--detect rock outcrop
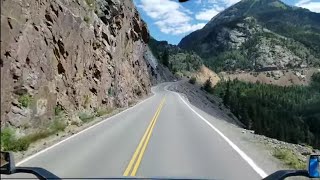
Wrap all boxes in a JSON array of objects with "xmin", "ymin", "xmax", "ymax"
[{"xmin": 1, "ymin": 0, "xmax": 156, "ymax": 133}]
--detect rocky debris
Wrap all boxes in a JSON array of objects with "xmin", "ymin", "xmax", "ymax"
[
  {"xmin": 253, "ymin": 134, "xmax": 320, "ymax": 162},
  {"xmin": 142, "ymin": 46, "xmax": 174, "ymax": 84},
  {"xmin": 1, "ymin": 0, "xmax": 157, "ymax": 134},
  {"xmin": 168, "ymin": 80, "xmax": 243, "ymax": 127}
]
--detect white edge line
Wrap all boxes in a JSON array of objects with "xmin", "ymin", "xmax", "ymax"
[
  {"xmin": 164, "ymin": 85, "xmax": 268, "ymax": 178},
  {"xmin": 16, "ymin": 92, "xmax": 156, "ymax": 166}
]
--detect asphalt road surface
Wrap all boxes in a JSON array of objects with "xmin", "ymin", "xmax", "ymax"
[{"xmin": 4, "ymin": 83, "xmax": 267, "ymax": 180}]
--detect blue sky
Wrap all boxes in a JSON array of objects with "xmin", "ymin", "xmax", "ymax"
[{"xmin": 133, "ymin": 0, "xmax": 320, "ymax": 45}]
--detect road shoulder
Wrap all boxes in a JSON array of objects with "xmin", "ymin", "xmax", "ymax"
[{"xmin": 166, "ymin": 81, "xmax": 320, "ymax": 176}]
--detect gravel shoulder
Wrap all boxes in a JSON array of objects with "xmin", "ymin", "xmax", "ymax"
[{"xmin": 167, "ymin": 80, "xmax": 319, "ymax": 177}]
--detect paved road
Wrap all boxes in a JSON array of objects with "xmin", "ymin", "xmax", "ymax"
[{"xmin": 5, "ymin": 83, "xmax": 266, "ymax": 179}]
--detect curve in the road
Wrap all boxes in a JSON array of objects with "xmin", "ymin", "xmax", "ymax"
[{"xmin": 164, "ymin": 84, "xmax": 268, "ymax": 178}]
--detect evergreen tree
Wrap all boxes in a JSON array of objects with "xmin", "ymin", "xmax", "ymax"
[{"xmin": 162, "ymin": 50, "xmax": 169, "ymax": 67}]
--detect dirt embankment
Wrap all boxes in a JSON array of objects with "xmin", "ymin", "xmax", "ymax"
[
  {"xmin": 221, "ymin": 68, "xmax": 320, "ymax": 86},
  {"xmin": 192, "ymin": 65, "xmax": 220, "ymax": 86}
]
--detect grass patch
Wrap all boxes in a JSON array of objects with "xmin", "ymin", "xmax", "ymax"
[
  {"xmin": 78, "ymin": 112, "xmax": 95, "ymax": 123},
  {"xmin": 18, "ymin": 94, "xmax": 33, "ymax": 108},
  {"xmin": 273, "ymin": 148, "xmax": 305, "ymax": 169}
]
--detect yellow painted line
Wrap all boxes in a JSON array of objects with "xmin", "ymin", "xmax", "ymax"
[
  {"xmin": 130, "ymin": 99, "xmax": 165, "ymax": 176},
  {"xmin": 123, "ymin": 98, "xmax": 166, "ymax": 176}
]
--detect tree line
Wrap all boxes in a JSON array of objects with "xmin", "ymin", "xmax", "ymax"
[{"xmin": 212, "ymin": 73, "xmax": 320, "ymax": 149}]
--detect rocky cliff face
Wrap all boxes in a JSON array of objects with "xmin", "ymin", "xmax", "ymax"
[{"xmin": 1, "ymin": 0, "xmax": 155, "ymax": 132}]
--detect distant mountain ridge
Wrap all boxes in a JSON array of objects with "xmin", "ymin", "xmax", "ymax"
[{"xmin": 178, "ymin": 0, "xmax": 320, "ymax": 72}]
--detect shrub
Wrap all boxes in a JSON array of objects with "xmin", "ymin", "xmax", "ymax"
[
  {"xmin": 95, "ymin": 108, "xmax": 113, "ymax": 117},
  {"xmin": 50, "ymin": 118, "xmax": 67, "ymax": 132},
  {"xmin": 175, "ymin": 71, "xmax": 184, "ymax": 78},
  {"xmin": 189, "ymin": 77, "xmax": 196, "ymax": 84},
  {"xmin": 11, "ymin": 138, "xmax": 29, "ymax": 151},
  {"xmin": 108, "ymin": 88, "xmax": 114, "ymax": 96},
  {"xmin": 78, "ymin": 112, "xmax": 95, "ymax": 123},
  {"xmin": 0, "ymin": 128, "xmax": 29, "ymax": 152},
  {"xmin": 85, "ymin": 0, "xmax": 95, "ymax": 8},
  {"xmin": 203, "ymin": 78, "xmax": 213, "ymax": 93},
  {"xmin": 0, "ymin": 128, "xmax": 15, "ymax": 151},
  {"xmin": 18, "ymin": 94, "xmax": 32, "ymax": 108},
  {"xmin": 1, "ymin": 118, "xmax": 67, "ymax": 152},
  {"xmin": 84, "ymin": 16, "xmax": 90, "ymax": 23},
  {"xmin": 54, "ymin": 105, "xmax": 64, "ymax": 116}
]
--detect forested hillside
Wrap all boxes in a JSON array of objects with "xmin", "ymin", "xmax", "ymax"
[
  {"xmin": 213, "ymin": 72, "xmax": 320, "ymax": 148},
  {"xmin": 149, "ymin": 37, "xmax": 202, "ymax": 75}
]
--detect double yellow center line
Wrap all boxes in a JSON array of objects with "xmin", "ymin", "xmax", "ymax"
[{"xmin": 123, "ymin": 98, "xmax": 166, "ymax": 176}]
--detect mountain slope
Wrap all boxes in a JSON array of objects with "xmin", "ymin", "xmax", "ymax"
[{"xmin": 178, "ymin": 0, "xmax": 320, "ymax": 72}]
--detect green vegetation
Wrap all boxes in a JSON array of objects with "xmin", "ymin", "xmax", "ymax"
[
  {"xmin": 50, "ymin": 118, "xmax": 67, "ymax": 132},
  {"xmin": 189, "ymin": 77, "xmax": 196, "ymax": 84},
  {"xmin": 84, "ymin": 16, "xmax": 90, "ymax": 23},
  {"xmin": 202, "ymin": 78, "xmax": 214, "ymax": 93},
  {"xmin": 78, "ymin": 112, "xmax": 95, "ymax": 123},
  {"xmin": 148, "ymin": 37, "xmax": 203, "ymax": 74},
  {"xmin": 54, "ymin": 105, "xmax": 64, "ymax": 116},
  {"xmin": 162, "ymin": 50, "xmax": 169, "ymax": 67},
  {"xmin": 1, "ymin": 103, "xmax": 67, "ymax": 152},
  {"xmin": 85, "ymin": 0, "xmax": 95, "ymax": 8},
  {"xmin": 95, "ymin": 107, "xmax": 113, "ymax": 117},
  {"xmin": 108, "ymin": 88, "xmax": 114, "ymax": 97},
  {"xmin": 273, "ymin": 148, "xmax": 305, "ymax": 169},
  {"xmin": 213, "ymin": 73, "xmax": 320, "ymax": 149},
  {"xmin": 18, "ymin": 94, "xmax": 33, "ymax": 108},
  {"xmin": 0, "ymin": 118, "xmax": 66, "ymax": 152}
]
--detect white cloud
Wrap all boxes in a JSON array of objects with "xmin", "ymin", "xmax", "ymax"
[
  {"xmin": 296, "ymin": 0, "xmax": 320, "ymax": 13},
  {"xmin": 195, "ymin": 8, "xmax": 221, "ymax": 20},
  {"xmin": 138, "ymin": 0, "xmax": 205, "ymax": 35},
  {"xmin": 296, "ymin": 0, "xmax": 312, "ymax": 6},
  {"xmin": 204, "ymin": 0, "xmax": 240, "ymax": 6}
]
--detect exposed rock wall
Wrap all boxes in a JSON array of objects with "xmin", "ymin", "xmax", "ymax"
[{"xmin": 1, "ymin": 0, "xmax": 155, "ymax": 132}]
